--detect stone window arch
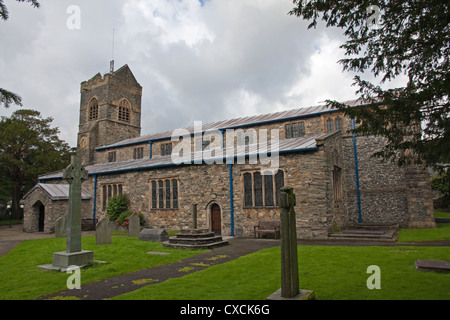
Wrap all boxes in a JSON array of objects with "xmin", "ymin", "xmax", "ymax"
[
  {"xmin": 88, "ymin": 97, "xmax": 99, "ymax": 120},
  {"xmin": 118, "ymin": 99, "xmax": 131, "ymax": 123}
]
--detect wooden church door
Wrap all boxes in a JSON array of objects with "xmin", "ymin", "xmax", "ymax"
[{"xmin": 211, "ymin": 204, "xmax": 221, "ymax": 235}]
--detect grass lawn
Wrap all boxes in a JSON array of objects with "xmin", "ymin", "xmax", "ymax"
[
  {"xmin": 1, "ymin": 213, "xmax": 449, "ymax": 300},
  {"xmin": 398, "ymin": 222, "xmax": 450, "ymax": 242},
  {"xmin": 434, "ymin": 210, "xmax": 450, "ymax": 218},
  {"xmin": 0, "ymin": 235, "xmax": 206, "ymax": 300},
  {"xmin": 114, "ymin": 245, "xmax": 450, "ymax": 300}
]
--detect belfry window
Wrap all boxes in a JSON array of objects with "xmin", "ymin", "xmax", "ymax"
[
  {"xmin": 89, "ymin": 98, "xmax": 98, "ymax": 120},
  {"xmin": 118, "ymin": 99, "xmax": 130, "ymax": 122}
]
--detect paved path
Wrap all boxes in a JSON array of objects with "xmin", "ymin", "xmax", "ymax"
[{"xmin": 0, "ymin": 224, "xmax": 53, "ymax": 258}]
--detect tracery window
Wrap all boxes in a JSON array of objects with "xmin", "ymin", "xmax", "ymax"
[
  {"xmin": 150, "ymin": 178, "xmax": 179, "ymax": 209},
  {"xmin": 102, "ymin": 183, "xmax": 123, "ymax": 210},
  {"xmin": 243, "ymin": 170, "xmax": 284, "ymax": 208}
]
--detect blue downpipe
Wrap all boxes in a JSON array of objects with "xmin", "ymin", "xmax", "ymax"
[{"xmin": 352, "ymin": 119, "xmax": 363, "ymax": 223}]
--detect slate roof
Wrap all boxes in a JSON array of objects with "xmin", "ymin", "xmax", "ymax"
[
  {"xmin": 23, "ymin": 183, "xmax": 92, "ymax": 200},
  {"xmin": 95, "ymin": 98, "xmax": 374, "ymax": 151},
  {"xmin": 38, "ymin": 97, "xmax": 370, "ymax": 181},
  {"xmin": 38, "ymin": 133, "xmax": 331, "ymax": 181}
]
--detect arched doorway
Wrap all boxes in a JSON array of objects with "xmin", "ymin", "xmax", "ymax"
[
  {"xmin": 38, "ymin": 203, "xmax": 45, "ymax": 232},
  {"xmin": 210, "ymin": 203, "xmax": 221, "ymax": 235},
  {"xmin": 33, "ymin": 201, "xmax": 45, "ymax": 232}
]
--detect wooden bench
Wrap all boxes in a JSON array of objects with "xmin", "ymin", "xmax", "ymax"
[
  {"xmin": 82, "ymin": 218, "xmax": 98, "ymax": 231},
  {"xmin": 254, "ymin": 220, "xmax": 280, "ymax": 239}
]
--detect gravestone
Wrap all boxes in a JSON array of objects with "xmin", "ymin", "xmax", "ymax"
[
  {"xmin": 267, "ymin": 186, "xmax": 314, "ymax": 300},
  {"xmin": 139, "ymin": 228, "xmax": 169, "ymax": 242},
  {"xmin": 55, "ymin": 215, "xmax": 67, "ymax": 238},
  {"xmin": 416, "ymin": 259, "xmax": 450, "ymax": 273},
  {"xmin": 96, "ymin": 218, "xmax": 112, "ymax": 245},
  {"xmin": 128, "ymin": 213, "xmax": 140, "ymax": 237},
  {"xmin": 39, "ymin": 156, "xmax": 94, "ymax": 271}
]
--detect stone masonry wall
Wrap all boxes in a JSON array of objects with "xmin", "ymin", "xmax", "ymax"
[
  {"xmin": 23, "ymin": 187, "xmax": 92, "ymax": 233},
  {"xmin": 87, "ymin": 134, "xmax": 341, "ymax": 239},
  {"xmin": 342, "ymin": 134, "xmax": 435, "ymax": 228}
]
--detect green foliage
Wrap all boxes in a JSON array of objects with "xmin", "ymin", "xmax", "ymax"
[
  {"xmin": 0, "ymin": 88, "xmax": 22, "ymax": 108},
  {"xmin": 0, "ymin": 0, "xmax": 40, "ymax": 21},
  {"xmin": 289, "ymin": 0, "xmax": 450, "ymax": 168},
  {"xmin": 431, "ymin": 173, "xmax": 450, "ymax": 197},
  {"xmin": 0, "ymin": 109, "xmax": 73, "ymax": 217},
  {"xmin": 106, "ymin": 194, "xmax": 129, "ymax": 222},
  {"xmin": 115, "ymin": 211, "xmax": 145, "ymax": 228}
]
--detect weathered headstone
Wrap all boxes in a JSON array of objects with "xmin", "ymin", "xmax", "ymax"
[
  {"xmin": 128, "ymin": 213, "xmax": 140, "ymax": 237},
  {"xmin": 55, "ymin": 215, "xmax": 67, "ymax": 238},
  {"xmin": 96, "ymin": 218, "xmax": 112, "ymax": 245},
  {"xmin": 138, "ymin": 228, "xmax": 169, "ymax": 242},
  {"xmin": 40, "ymin": 155, "xmax": 94, "ymax": 271},
  {"xmin": 267, "ymin": 186, "xmax": 314, "ymax": 300}
]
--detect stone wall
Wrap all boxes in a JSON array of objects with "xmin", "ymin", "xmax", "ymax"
[
  {"xmin": 87, "ymin": 133, "xmax": 344, "ymax": 239},
  {"xmin": 342, "ymin": 134, "xmax": 435, "ymax": 228},
  {"xmin": 23, "ymin": 187, "xmax": 92, "ymax": 233}
]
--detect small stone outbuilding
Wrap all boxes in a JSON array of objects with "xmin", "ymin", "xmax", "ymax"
[{"xmin": 23, "ymin": 183, "xmax": 92, "ymax": 233}]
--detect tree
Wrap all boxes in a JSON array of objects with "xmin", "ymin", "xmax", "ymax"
[
  {"xmin": 0, "ymin": 109, "xmax": 73, "ymax": 218},
  {"xmin": 0, "ymin": 0, "xmax": 39, "ymax": 21},
  {"xmin": 1, "ymin": 0, "xmax": 40, "ymax": 108},
  {"xmin": 289, "ymin": 0, "xmax": 449, "ymax": 169}
]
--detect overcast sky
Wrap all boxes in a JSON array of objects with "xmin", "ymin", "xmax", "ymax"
[{"xmin": 0, "ymin": 0, "xmax": 395, "ymax": 147}]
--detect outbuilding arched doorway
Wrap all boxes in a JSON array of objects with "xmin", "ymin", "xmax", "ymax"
[{"xmin": 32, "ymin": 201, "xmax": 45, "ymax": 232}]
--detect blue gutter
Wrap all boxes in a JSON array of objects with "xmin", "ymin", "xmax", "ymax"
[
  {"xmin": 351, "ymin": 119, "xmax": 363, "ymax": 223},
  {"xmin": 229, "ymin": 164, "xmax": 235, "ymax": 236},
  {"xmin": 93, "ymin": 174, "xmax": 98, "ymax": 226}
]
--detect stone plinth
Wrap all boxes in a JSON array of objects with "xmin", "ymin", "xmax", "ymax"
[
  {"xmin": 38, "ymin": 250, "xmax": 94, "ymax": 272},
  {"xmin": 267, "ymin": 288, "xmax": 315, "ymax": 300},
  {"xmin": 52, "ymin": 250, "xmax": 94, "ymax": 268}
]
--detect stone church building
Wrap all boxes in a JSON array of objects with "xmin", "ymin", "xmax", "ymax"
[{"xmin": 23, "ymin": 64, "xmax": 436, "ymax": 238}]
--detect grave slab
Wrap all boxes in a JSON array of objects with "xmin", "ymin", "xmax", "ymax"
[
  {"xmin": 139, "ymin": 228, "xmax": 169, "ymax": 242},
  {"xmin": 415, "ymin": 259, "xmax": 450, "ymax": 273}
]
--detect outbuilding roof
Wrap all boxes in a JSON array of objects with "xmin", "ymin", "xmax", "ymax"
[{"xmin": 23, "ymin": 183, "xmax": 92, "ymax": 200}]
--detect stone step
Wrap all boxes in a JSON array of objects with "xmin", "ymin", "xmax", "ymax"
[
  {"xmin": 162, "ymin": 240, "xmax": 229, "ymax": 250},
  {"xmin": 175, "ymin": 232, "xmax": 216, "ymax": 239},
  {"xmin": 167, "ymin": 235, "xmax": 225, "ymax": 245},
  {"xmin": 329, "ymin": 226, "xmax": 398, "ymax": 241}
]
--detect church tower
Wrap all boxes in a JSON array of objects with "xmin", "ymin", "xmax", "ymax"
[{"xmin": 77, "ymin": 64, "xmax": 142, "ymax": 164}]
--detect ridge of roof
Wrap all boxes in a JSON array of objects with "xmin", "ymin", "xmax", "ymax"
[{"xmin": 23, "ymin": 183, "xmax": 92, "ymax": 200}]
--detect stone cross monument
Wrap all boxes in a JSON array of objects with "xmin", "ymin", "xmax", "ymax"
[
  {"xmin": 267, "ymin": 186, "xmax": 314, "ymax": 300},
  {"xmin": 50, "ymin": 155, "xmax": 94, "ymax": 270},
  {"xmin": 279, "ymin": 186, "xmax": 299, "ymax": 298}
]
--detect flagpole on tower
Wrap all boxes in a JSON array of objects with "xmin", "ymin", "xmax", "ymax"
[{"xmin": 110, "ymin": 28, "xmax": 115, "ymax": 73}]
